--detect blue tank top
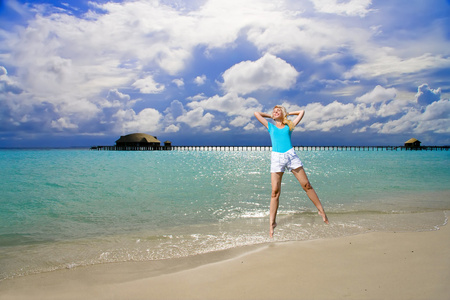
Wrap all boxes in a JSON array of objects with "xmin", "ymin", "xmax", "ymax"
[{"xmin": 268, "ymin": 122, "xmax": 293, "ymax": 153}]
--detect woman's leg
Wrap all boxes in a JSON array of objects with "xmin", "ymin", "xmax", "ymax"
[
  {"xmin": 270, "ymin": 172, "xmax": 284, "ymax": 237},
  {"xmin": 292, "ymin": 167, "xmax": 329, "ymax": 224}
]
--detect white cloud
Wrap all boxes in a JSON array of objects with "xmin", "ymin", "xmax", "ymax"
[
  {"xmin": 165, "ymin": 124, "xmax": 180, "ymax": 133},
  {"xmin": 172, "ymin": 78, "xmax": 184, "ymax": 87},
  {"xmin": 302, "ymin": 101, "xmax": 373, "ymax": 132},
  {"xmin": 163, "ymin": 99, "xmax": 186, "ymax": 129},
  {"xmin": 416, "ymin": 118, "xmax": 450, "ymax": 134},
  {"xmin": 84, "ymin": 1, "xmax": 194, "ymax": 74},
  {"xmin": 102, "ymin": 89, "xmax": 137, "ymax": 109},
  {"xmin": 114, "ymin": 108, "xmax": 162, "ymax": 133},
  {"xmin": 229, "ymin": 116, "xmax": 249, "ymax": 127},
  {"xmin": 187, "ymin": 93, "xmax": 263, "ymax": 118},
  {"xmin": 188, "ymin": 0, "xmax": 279, "ymax": 49},
  {"xmin": 194, "ymin": 75, "xmax": 206, "ymax": 86},
  {"xmin": 187, "ymin": 93, "xmax": 208, "ymax": 101},
  {"xmin": 311, "ymin": 0, "xmax": 374, "ymax": 17},
  {"xmin": 52, "ymin": 98, "xmax": 101, "ymax": 124},
  {"xmin": 420, "ymin": 99, "xmax": 450, "ymax": 121},
  {"xmin": 165, "ymin": 100, "xmax": 186, "ymax": 120},
  {"xmin": 132, "ymin": 76, "xmax": 165, "ymax": 94},
  {"xmin": 51, "ymin": 117, "xmax": 78, "ymax": 131},
  {"xmin": 377, "ymin": 99, "xmax": 411, "ymax": 118},
  {"xmin": 367, "ymin": 95, "xmax": 449, "ymax": 135},
  {"xmin": 0, "ymin": 0, "xmax": 449, "ymax": 145},
  {"xmin": 221, "ymin": 53, "xmax": 299, "ymax": 95},
  {"xmin": 415, "ymin": 99, "xmax": 450, "ymax": 133},
  {"xmin": 212, "ymin": 125, "xmax": 230, "ymax": 132},
  {"xmin": 176, "ymin": 107, "xmax": 214, "ymax": 128},
  {"xmin": 372, "ymin": 109, "xmax": 420, "ymax": 134},
  {"xmin": 107, "ymin": 89, "xmax": 130, "ymax": 102},
  {"xmin": 0, "ymin": 66, "xmax": 23, "ymax": 94},
  {"xmin": 246, "ymin": 13, "xmax": 370, "ymax": 57},
  {"xmin": 243, "ymin": 123, "xmax": 256, "ymax": 131},
  {"xmin": 356, "ymin": 85, "xmax": 396, "ymax": 103},
  {"xmin": 345, "ymin": 53, "xmax": 450, "ymax": 80},
  {"xmin": 299, "ymin": 83, "xmax": 449, "ymax": 135},
  {"xmin": 416, "ymin": 83, "xmax": 441, "ymax": 106}
]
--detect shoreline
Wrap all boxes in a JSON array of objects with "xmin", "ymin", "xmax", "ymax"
[{"xmin": 1, "ymin": 215, "xmax": 449, "ymax": 300}]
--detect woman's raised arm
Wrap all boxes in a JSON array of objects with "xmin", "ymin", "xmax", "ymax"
[
  {"xmin": 288, "ymin": 110, "xmax": 305, "ymax": 127},
  {"xmin": 254, "ymin": 111, "xmax": 271, "ymax": 129}
]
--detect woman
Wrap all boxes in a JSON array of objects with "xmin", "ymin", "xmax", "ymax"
[{"xmin": 254, "ymin": 106, "xmax": 329, "ymax": 238}]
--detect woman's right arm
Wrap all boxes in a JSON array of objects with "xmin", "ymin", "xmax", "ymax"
[{"xmin": 254, "ymin": 112, "xmax": 271, "ymax": 129}]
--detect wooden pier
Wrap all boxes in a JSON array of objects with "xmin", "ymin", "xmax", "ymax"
[
  {"xmin": 91, "ymin": 145, "xmax": 448, "ymax": 151},
  {"xmin": 170, "ymin": 146, "xmax": 449, "ymax": 151},
  {"xmin": 91, "ymin": 145, "xmax": 172, "ymax": 151}
]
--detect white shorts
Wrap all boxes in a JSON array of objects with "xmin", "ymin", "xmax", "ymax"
[{"xmin": 271, "ymin": 148, "xmax": 303, "ymax": 173}]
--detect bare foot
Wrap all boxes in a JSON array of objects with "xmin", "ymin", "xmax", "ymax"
[
  {"xmin": 270, "ymin": 222, "xmax": 277, "ymax": 238},
  {"xmin": 319, "ymin": 211, "xmax": 329, "ymax": 224}
]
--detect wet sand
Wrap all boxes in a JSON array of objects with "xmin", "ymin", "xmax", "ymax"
[{"xmin": 1, "ymin": 217, "xmax": 449, "ymax": 300}]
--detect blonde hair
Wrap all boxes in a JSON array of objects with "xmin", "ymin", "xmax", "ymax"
[{"xmin": 273, "ymin": 105, "xmax": 294, "ymax": 131}]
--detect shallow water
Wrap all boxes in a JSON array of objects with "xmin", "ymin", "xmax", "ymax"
[{"xmin": 0, "ymin": 149, "xmax": 449, "ymax": 279}]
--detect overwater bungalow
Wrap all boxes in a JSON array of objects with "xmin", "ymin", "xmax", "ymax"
[
  {"xmin": 116, "ymin": 133, "xmax": 161, "ymax": 148},
  {"xmin": 404, "ymin": 138, "xmax": 421, "ymax": 148},
  {"xmin": 92, "ymin": 133, "xmax": 171, "ymax": 150}
]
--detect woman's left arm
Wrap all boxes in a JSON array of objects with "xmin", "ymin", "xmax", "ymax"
[{"xmin": 288, "ymin": 110, "xmax": 305, "ymax": 127}]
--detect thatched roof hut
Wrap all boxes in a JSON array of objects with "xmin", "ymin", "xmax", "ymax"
[
  {"xmin": 404, "ymin": 138, "xmax": 421, "ymax": 147},
  {"xmin": 116, "ymin": 133, "xmax": 161, "ymax": 147}
]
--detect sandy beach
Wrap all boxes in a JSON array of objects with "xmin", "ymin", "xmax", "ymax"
[{"xmin": 1, "ymin": 216, "xmax": 449, "ymax": 300}]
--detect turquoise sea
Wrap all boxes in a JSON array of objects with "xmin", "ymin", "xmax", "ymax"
[{"xmin": 0, "ymin": 148, "xmax": 449, "ymax": 280}]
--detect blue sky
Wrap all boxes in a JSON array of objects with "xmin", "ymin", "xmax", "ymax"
[{"xmin": 0, "ymin": 0, "xmax": 449, "ymax": 147}]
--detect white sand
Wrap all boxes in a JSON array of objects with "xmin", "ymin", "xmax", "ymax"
[{"xmin": 1, "ymin": 219, "xmax": 449, "ymax": 300}]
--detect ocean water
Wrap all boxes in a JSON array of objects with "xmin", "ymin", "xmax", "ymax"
[{"xmin": 0, "ymin": 148, "xmax": 449, "ymax": 280}]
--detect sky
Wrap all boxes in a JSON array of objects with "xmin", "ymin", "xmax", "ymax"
[{"xmin": 0, "ymin": 0, "xmax": 449, "ymax": 148}]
